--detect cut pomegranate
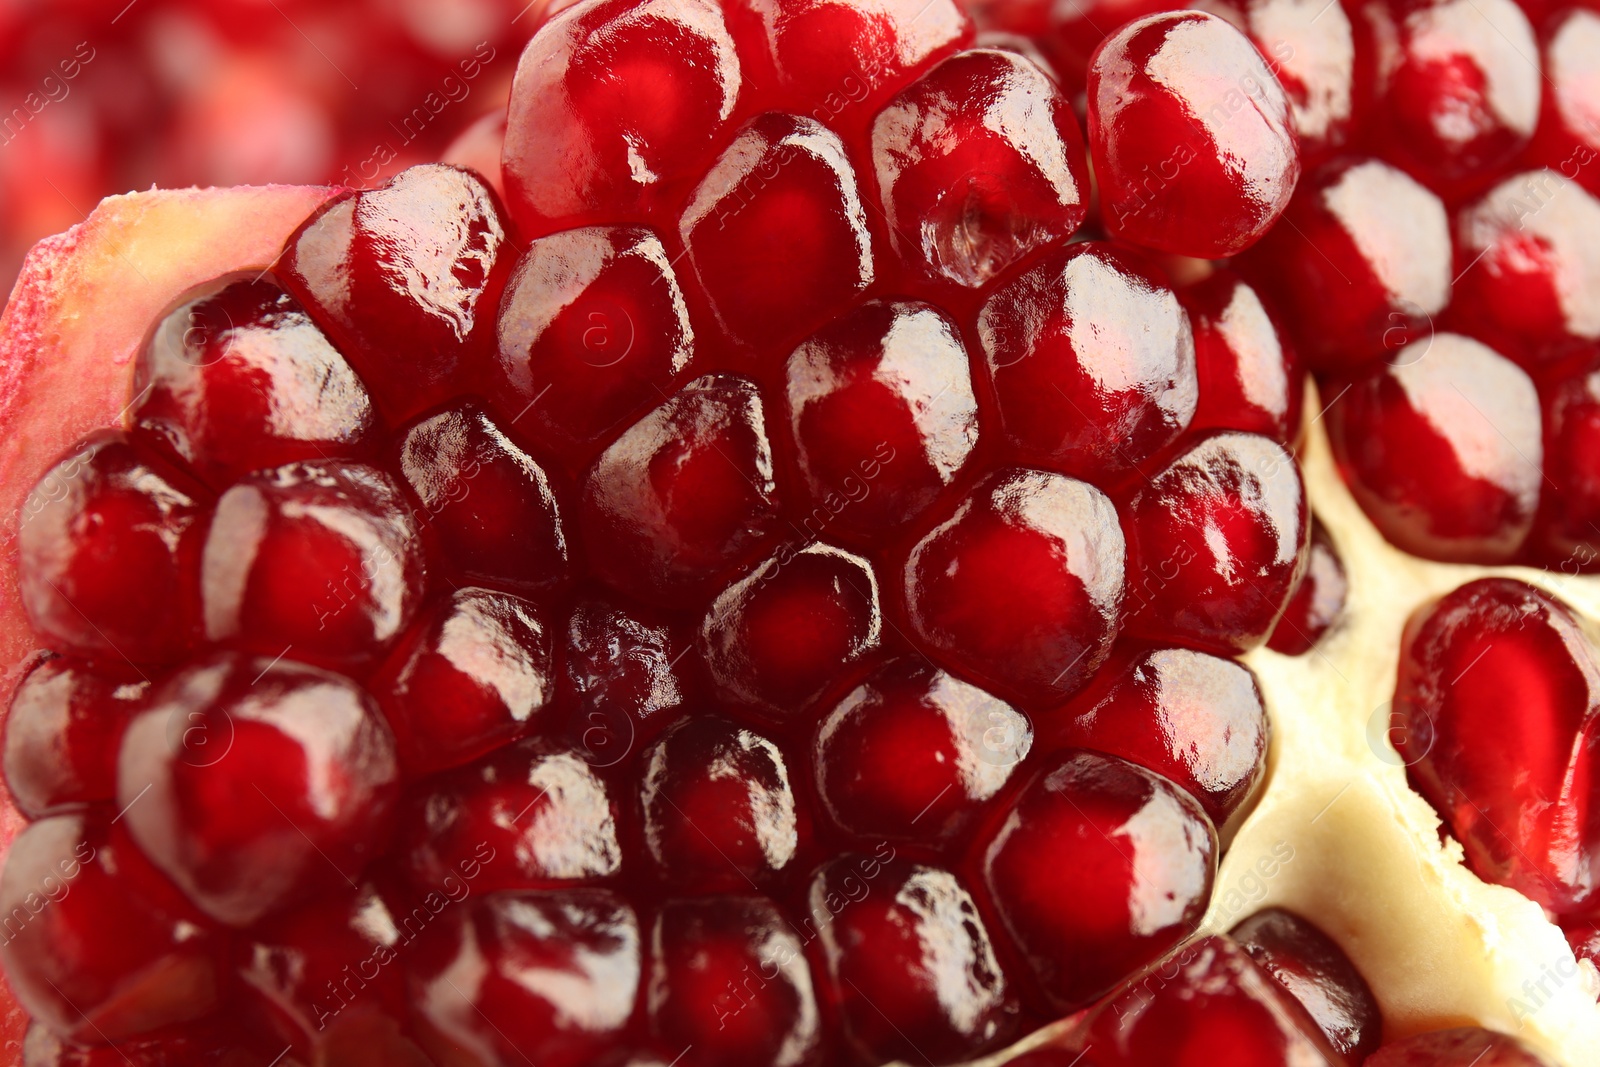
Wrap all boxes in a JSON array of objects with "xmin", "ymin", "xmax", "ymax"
[
  {"xmin": 3, "ymin": 658, "xmax": 147, "ymax": 818},
  {"xmin": 1181, "ymin": 270, "xmax": 1304, "ymax": 446},
  {"xmin": 1266, "ymin": 520, "xmax": 1349, "ymax": 655},
  {"xmin": 1366, "ymin": 1028, "xmax": 1558, "ymax": 1066},
  {"xmin": 1088, "ymin": 11, "xmax": 1300, "ymax": 258}
]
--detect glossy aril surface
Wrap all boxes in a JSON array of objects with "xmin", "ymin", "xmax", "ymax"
[
  {"xmin": 1366, "ymin": 1028, "xmax": 1559, "ymax": 1066},
  {"xmin": 1266, "ymin": 520, "xmax": 1349, "ymax": 654},
  {"xmin": 560, "ymin": 597, "xmax": 695, "ymax": 765},
  {"xmin": 1535, "ymin": 348, "xmax": 1600, "ymax": 568},
  {"xmin": 3, "ymin": 658, "xmax": 148, "ymax": 818},
  {"xmin": 1530, "ymin": 8, "xmax": 1600, "ymax": 198},
  {"xmin": 1181, "ymin": 270, "xmax": 1303, "ymax": 446}
]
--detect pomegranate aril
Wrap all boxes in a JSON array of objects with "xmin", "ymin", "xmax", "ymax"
[
  {"xmin": 1535, "ymin": 346, "xmax": 1600, "ymax": 567},
  {"xmin": 131, "ymin": 276, "xmax": 378, "ymax": 489},
  {"xmin": 561, "ymin": 597, "xmax": 695, "ymax": 766},
  {"xmin": 810, "ymin": 854, "xmax": 1018, "ymax": 1063},
  {"xmin": 1366, "ymin": 1028, "xmax": 1558, "ymax": 1066},
  {"xmin": 700, "ymin": 542, "xmax": 881, "ymax": 718},
  {"xmin": 1527, "ymin": 8, "xmax": 1600, "ymax": 199},
  {"xmin": 1181, "ymin": 269, "xmax": 1304, "ymax": 446},
  {"xmin": 400, "ymin": 736, "xmax": 622, "ymax": 895},
  {"xmin": 1230, "ymin": 907, "xmax": 1382, "ymax": 1062},
  {"xmin": 1044, "ymin": 646, "xmax": 1269, "ymax": 827},
  {"xmin": 408, "ymin": 888, "xmax": 641, "ymax": 1067},
  {"xmin": 502, "ymin": 0, "xmax": 742, "ymax": 236},
  {"xmin": 393, "ymin": 400, "xmax": 569, "ymax": 594},
  {"xmin": 646, "ymin": 895, "xmax": 823, "ymax": 1067},
  {"xmin": 870, "ymin": 47, "xmax": 1088, "ymax": 288},
  {"xmin": 903, "ymin": 467, "xmax": 1127, "ymax": 706},
  {"xmin": 1124, "ymin": 431, "xmax": 1309, "ymax": 655},
  {"xmin": 640, "ymin": 715, "xmax": 805, "ymax": 891},
  {"xmin": 18, "ymin": 430, "xmax": 211, "ymax": 666},
  {"xmin": 1325, "ymin": 334, "xmax": 1541, "ymax": 564},
  {"xmin": 1240, "ymin": 157, "xmax": 1451, "ymax": 374},
  {"xmin": 0, "ymin": 813, "xmax": 223, "ymax": 1042},
  {"xmin": 201, "ymin": 460, "xmax": 428, "ymax": 666},
  {"xmin": 3, "ymin": 658, "xmax": 148, "ymax": 818},
  {"xmin": 581, "ymin": 373, "xmax": 783, "ymax": 605},
  {"xmin": 971, "ymin": 749, "xmax": 1217, "ymax": 1011},
  {"xmin": 1088, "ymin": 12, "xmax": 1300, "ymax": 258},
  {"xmin": 680, "ymin": 112, "xmax": 874, "ymax": 352},
  {"xmin": 20, "ymin": 1019, "xmax": 267, "ymax": 1067},
  {"xmin": 1266, "ymin": 520, "xmax": 1349, "ymax": 655},
  {"xmin": 977, "ymin": 241, "xmax": 1197, "ymax": 481},
  {"xmin": 492, "ymin": 225, "xmax": 695, "ymax": 468},
  {"xmin": 814, "ymin": 656, "xmax": 1032, "ymax": 845},
  {"xmin": 1393, "ymin": 578, "xmax": 1600, "ymax": 913},
  {"xmin": 371, "ymin": 587, "xmax": 555, "ymax": 779},
  {"xmin": 278, "ymin": 164, "xmax": 509, "ymax": 422},
  {"xmin": 117, "ymin": 653, "xmax": 400, "ymax": 926}
]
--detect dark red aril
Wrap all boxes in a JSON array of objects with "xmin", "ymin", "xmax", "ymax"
[
  {"xmin": 1536, "ymin": 346, "xmax": 1600, "ymax": 568},
  {"xmin": 560, "ymin": 597, "xmax": 696, "ymax": 766},
  {"xmin": 3, "ymin": 657, "xmax": 148, "ymax": 818},
  {"xmin": 117, "ymin": 653, "xmax": 400, "ymax": 926},
  {"xmin": 131, "ymin": 276, "xmax": 379, "ymax": 489},
  {"xmin": 1266, "ymin": 520, "xmax": 1349, "ymax": 655},
  {"xmin": 19, "ymin": 1018, "xmax": 267, "ymax": 1067},
  {"xmin": 18, "ymin": 430, "xmax": 211, "ymax": 666},
  {"xmin": 1366, "ymin": 1028, "xmax": 1559, "ymax": 1066},
  {"xmin": 1181, "ymin": 269, "xmax": 1304, "ymax": 446},
  {"xmin": 970, "ymin": 749, "xmax": 1218, "ymax": 1012}
]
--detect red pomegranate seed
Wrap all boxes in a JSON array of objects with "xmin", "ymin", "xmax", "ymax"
[
  {"xmin": 640, "ymin": 715, "xmax": 806, "ymax": 891},
  {"xmin": 811, "ymin": 854, "xmax": 1018, "ymax": 1062},
  {"xmin": 371, "ymin": 587, "xmax": 555, "ymax": 778},
  {"xmin": 0, "ymin": 813, "xmax": 223, "ymax": 1041},
  {"xmin": 1088, "ymin": 12, "xmax": 1300, "ymax": 259},
  {"xmin": 399, "ymin": 736, "xmax": 622, "ymax": 895},
  {"xmin": 1325, "ymin": 334, "xmax": 1542, "ymax": 563},
  {"xmin": 131, "ymin": 277, "xmax": 378, "ymax": 488},
  {"xmin": 781, "ymin": 299, "xmax": 979, "ymax": 545},
  {"xmin": 1527, "ymin": 7, "xmax": 1600, "ymax": 199},
  {"xmin": 560, "ymin": 597, "xmax": 696, "ymax": 765},
  {"xmin": 117, "ymin": 653, "xmax": 400, "ymax": 926},
  {"xmin": 679, "ymin": 113, "xmax": 874, "ymax": 352},
  {"xmin": 870, "ymin": 47, "xmax": 1088, "ymax": 288},
  {"xmin": 970, "ymin": 749, "xmax": 1217, "ymax": 1011},
  {"xmin": 813, "ymin": 656, "xmax": 1032, "ymax": 845},
  {"xmin": 977, "ymin": 242, "xmax": 1197, "ymax": 481},
  {"xmin": 3, "ymin": 658, "xmax": 147, "ymax": 818},
  {"xmin": 1394, "ymin": 578, "xmax": 1600, "ymax": 913},
  {"xmin": 1124, "ymin": 431, "xmax": 1309, "ymax": 655},
  {"xmin": 492, "ymin": 225, "xmax": 696, "ymax": 468},
  {"xmin": 18, "ymin": 431, "xmax": 211, "ymax": 666},
  {"xmin": 201, "ymin": 460, "xmax": 428, "ymax": 666},
  {"xmin": 645, "ymin": 896, "xmax": 822, "ymax": 1067},
  {"xmin": 1354, "ymin": 0, "xmax": 1540, "ymax": 187},
  {"xmin": 1266, "ymin": 521, "xmax": 1349, "ymax": 655},
  {"xmin": 1536, "ymin": 346, "xmax": 1600, "ymax": 568},
  {"xmin": 1366, "ymin": 1028, "xmax": 1558, "ymax": 1066},
  {"xmin": 700, "ymin": 543, "xmax": 881, "ymax": 718},
  {"xmin": 1240, "ymin": 157, "xmax": 1452, "ymax": 375},
  {"xmin": 580, "ymin": 374, "xmax": 783, "ymax": 605},
  {"xmin": 1181, "ymin": 270, "xmax": 1304, "ymax": 446},
  {"xmin": 20, "ymin": 1018, "xmax": 262, "ymax": 1067},
  {"xmin": 1043, "ymin": 646, "xmax": 1270, "ymax": 827},
  {"xmin": 1231, "ymin": 907, "xmax": 1383, "ymax": 1062},
  {"xmin": 503, "ymin": 0, "xmax": 742, "ymax": 236},
  {"xmin": 1067, "ymin": 935, "xmax": 1342, "ymax": 1066},
  {"xmin": 279, "ymin": 164, "xmax": 510, "ymax": 422},
  {"xmin": 408, "ymin": 889, "xmax": 641, "ymax": 1067},
  {"xmin": 393, "ymin": 401, "xmax": 569, "ymax": 594},
  {"xmin": 903, "ymin": 467, "xmax": 1127, "ymax": 706}
]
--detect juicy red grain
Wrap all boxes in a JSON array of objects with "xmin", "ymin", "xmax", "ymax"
[
  {"xmin": 971, "ymin": 749, "xmax": 1217, "ymax": 1012},
  {"xmin": 977, "ymin": 242, "xmax": 1197, "ymax": 481},
  {"xmin": 1231, "ymin": 907, "xmax": 1383, "ymax": 1062},
  {"xmin": 20, "ymin": 1019, "xmax": 263, "ymax": 1067},
  {"xmin": 811, "ymin": 855, "xmax": 1017, "ymax": 1062},
  {"xmin": 201, "ymin": 460, "xmax": 428, "ymax": 665},
  {"xmin": 1366, "ymin": 1028, "xmax": 1558, "ymax": 1066},
  {"xmin": 870, "ymin": 47, "xmax": 1088, "ymax": 288},
  {"xmin": 781, "ymin": 299, "xmax": 979, "ymax": 545},
  {"xmin": 1528, "ymin": 8, "xmax": 1600, "ymax": 198},
  {"xmin": 1088, "ymin": 12, "xmax": 1300, "ymax": 259},
  {"xmin": 1394, "ymin": 578, "xmax": 1600, "ymax": 913},
  {"xmin": 1124, "ymin": 431, "xmax": 1309, "ymax": 655},
  {"xmin": 279, "ymin": 164, "xmax": 510, "ymax": 422},
  {"xmin": 903, "ymin": 467, "xmax": 1127, "ymax": 707},
  {"xmin": 3, "ymin": 658, "xmax": 147, "ymax": 818},
  {"xmin": 560, "ymin": 597, "xmax": 696, "ymax": 765},
  {"xmin": 581, "ymin": 373, "xmax": 783, "ymax": 605},
  {"xmin": 18, "ymin": 431, "xmax": 211, "ymax": 666},
  {"xmin": 117, "ymin": 653, "xmax": 399, "ymax": 926},
  {"xmin": 371, "ymin": 587, "xmax": 555, "ymax": 778},
  {"xmin": 1044, "ymin": 646, "xmax": 1270, "ymax": 827},
  {"xmin": 1326, "ymin": 334, "xmax": 1542, "ymax": 564},
  {"xmin": 1181, "ymin": 270, "xmax": 1303, "ymax": 446},
  {"xmin": 680, "ymin": 113, "xmax": 874, "ymax": 352},
  {"xmin": 131, "ymin": 276, "xmax": 378, "ymax": 488},
  {"xmin": 394, "ymin": 401, "xmax": 569, "ymax": 594},
  {"xmin": 492, "ymin": 225, "xmax": 696, "ymax": 468},
  {"xmin": 503, "ymin": 0, "xmax": 742, "ymax": 236},
  {"xmin": 1536, "ymin": 347, "xmax": 1600, "ymax": 568},
  {"xmin": 1266, "ymin": 520, "xmax": 1349, "ymax": 655},
  {"xmin": 813, "ymin": 656, "xmax": 1032, "ymax": 845}
]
